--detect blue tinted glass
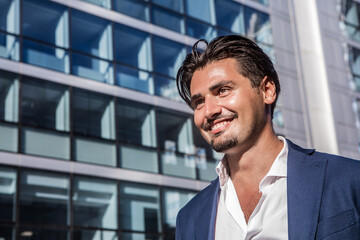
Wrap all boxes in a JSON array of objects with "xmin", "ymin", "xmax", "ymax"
[
  {"xmin": 71, "ymin": 10, "xmax": 112, "ymax": 59},
  {"xmin": 0, "ymin": 123, "xmax": 17, "ymax": 152},
  {"xmin": 186, "ymin": 18, "xmax": 217, "ymax": 41},
  {"xmin": 350, "ymin": 47, "xmax": 360, "ymax": 76},
  {"xmin": 185, "ymin": 0, "xmax": 215, "ymax": 24},
  {"xmin": 22, "ymin": 0, "xmax": 68, "ymax": 47},
  {"xmin": 152, "ymin": 6, "xmax": 184, "ymax": 33},
  {"xmin": 0, "ymin": 0, "xmax": 19, "ymax": 34},
  {"xmin": 114, "ymin": 24, "xmax": 152, "ymax": 71},
  {"xmin": 0, "ymin": 70, "xmax": 18, "ymax": 123},
  {"xmin": 113, "ymin": 0, "xmax": 149, "ymax": 22},
  {"xmin": 116, "ymin": 65, "xmax": 153, "ymax": 94},
  {"xmin": 215, "ymin": 0, "xmax": 244, "ymax": 34},
  {"xmin": 23, "ymin": 39, "xmax": 69, "ymax": 73},
  {"xmin": 0, "ymin": 32, "xmax": 19, "ymax": 61},
  {"xmin": 0, "ymin": 167, "xmax": 16, "ymax": 221},
  {"xmin": 72, "ymin": 52, "xmax": 114, "ymax": 84},
  {"xmin": 81, "ymin": 0, "xmax": 111, "ymax": 9},
  {"xmin": 152, "ymin": 37, "xmax": 186, "ymax": 78},
  {"xmin": 155, "ymin": 75, "xmax": 181, "ymax": 102},
  {"xmin": 244, "ymin": 7, "xmax": 272, "ymax": 45},
  {"xmin": 152, "ymin": 0, "xmax": 183, "ymax": 13}
]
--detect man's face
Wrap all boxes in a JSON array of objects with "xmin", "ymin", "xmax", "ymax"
[{"xmin": 190, "ymin": 58, "xmax": 268, "ymax": 154}]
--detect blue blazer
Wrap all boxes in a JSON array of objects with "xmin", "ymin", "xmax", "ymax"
[{"xmin": 176, "ymin": 139, "xmax": 360, "ymax": 239}]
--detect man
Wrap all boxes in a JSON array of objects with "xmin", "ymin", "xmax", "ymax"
[{"xmin": 175, "ymin": 35, "xmax": 360, "ymax": 239}]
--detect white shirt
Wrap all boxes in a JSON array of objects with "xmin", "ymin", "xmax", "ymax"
[{"xmin": 215, "ymin": 136, "xmax": 289, "ymax": 240}]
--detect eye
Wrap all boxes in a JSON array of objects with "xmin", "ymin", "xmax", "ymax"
[
  {"xmin": 218, "ymin": 87, "xmax": 230, "ymax": 96},
  {"xmin": 192, "ymin": 98, "xmax": 205, "ymax": 110}
]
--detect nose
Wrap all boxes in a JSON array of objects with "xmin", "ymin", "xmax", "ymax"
[{"xmin": 204, "ymin": 96, "xmax": 221, "ymax": 121}]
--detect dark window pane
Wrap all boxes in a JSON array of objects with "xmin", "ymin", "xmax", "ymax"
[
  {"xmin": 215, "ymin": 0, "xmax": 244, "ymax": 34},
  {"xmin": 0, "ymin": 70, "xmax": 18, "ymax": 122},
  {"xmin": 122, "ymin": 232, "xmax": 161, "ymax": 240},
  {"xmin": 0, "ymin": 167, "xmax": 16, "ymax": 221},
  {"xmin": 19, "ymin": 170, "xmax": 69, "ymax": 225},
  {"xmin": 19, "ymin": 226, "xmax": 69, "ymax": 240},
  {"xmin": 185, "ymin": 0, "xmax": 215, "ymax": 24},
  {"xmin": 152, "ymin": 0, "xmax": 183, "ymax": 13},
  {"xmin": 113, "ymin": 0, "xmax": 149, "ymax": 22},
  {"xmin": 73, "ymin": 229, "xmax": 117, "ymax": 240},
  {"xmin": 0, "ymin": 225, "xmax": 14, "ymax": 240},
  {"xmin": 151, "ymin": 6, "xmax": 184, "ymax": 33},
  {"xmin": 186, "ymin": 18, "xmax": 217, "ymax": 41}
]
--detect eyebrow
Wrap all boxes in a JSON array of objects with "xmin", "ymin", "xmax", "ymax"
[{"xmin": 190, "ymin": 80, "xmax": 235, "ymax": 103}]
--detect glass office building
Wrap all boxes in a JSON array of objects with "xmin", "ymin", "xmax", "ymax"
[{"xmin": 1, "ymin": 0, "xmax": 359, "ymax": 239}]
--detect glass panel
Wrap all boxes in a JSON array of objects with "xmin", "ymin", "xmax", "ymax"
[
  {"xmin": 71, "ymin": 10, "xmax": 112, "ymax": 60},
  {"xmin": 185, "ymin": 0, "xmax": 215, "ymax": 24},
  {"xmin": 251, "ymin": 0, "xmax": 268, "ymax": 6},
  {"xmin": 0, "ymin": 70, "xmax": 18, "ymax": 122},
  {"xmin": 119, "ymin": 145, "xmax": 158, "ymax": 173},
  {"xmin": 0, "ymin": 0, "xmax": 19, "ymax": 34},
  {"xmin": 0, "ymin": 32, "xmax": 19, "ymax": 61},
  {"xmin": 152, "ymin": 36, "xmax": 186, "ymax": 78},
  {"xmin": 73, "ymin": 176, "xmax": 117, "ymax": 229},
  {"xmin": 151, "ymin": 6, "xmax": 184, "ymax": 33},
  {"xmin": 19, "ymin": 170, "xmax": 69, "ymax": 225},
  {"xmin": 113, "ymin": 0, "xmax": 149, "ymax": 22},
  {"xmin": 122, "ymin": 233, "xmax": 161, "ymax": 240},
  {"xmin": 73, "ymin": 229, "xmax": 117, "ymax": 240},
  {"xmin": 116, "ymin": 65, "xmax": 154, "ymax": 94},
  {"xmin": 22, "ymin": 77, "xmax": 69, "ymax": 131},
  {"xmin": 350, "ymin": 47, "xmax": 360, "ymax": 76},
  {"xmin": 0, "ymin": 167, "xmax": 16, "ymax": 221},
  {"xmin": 161, "ymin": 152, "xmax": 196, "ymax": 179},
  {"xmin": 186, "ymin": 18, "xmax": 217, "ymax": 41},
  {"xmin": 154, "ymin": 75, "xmax": 181, "ymax": 101},
  {"xmin": 120, "ymin": 183, "xmax": 161, "ymax": 232},
  {"xmin": 0, "ymin": 225, "xmax": 14, "ymax": 240},
  {"xmin": 21, "ymin": 127, "xmax": 70, "ymax": 160},
  {"xmin": 81, "ymin": 0, "xmax": 111, "ymax": 9},
  {"xmin": 19, "ymin": 226, "xmax": 69, "ymax": 240},
  {"xmin": 157, "ymin": 110, "xmax": 194, "ymax": 154},
  {"xmin": 72, "ymin": 52, "xmax": 114, "ymax": 84},
  {"xmin": 73, "ymin": 137, "xmax": 116, "ymax": 166},
  {"xmin": 152, "ymin": 0, "xmax": 183, "ymax": 13},
  {"xmin": 22, "ymin": 0, "xmax": 68, "ymax": 48},
  {"xmin": 215, "ymin": 0, "xmax": 244, "ymax": 34},
  {"xmin": 117, "ymin": 99, "xmax": 156, "ymax": 147},
  {"xmin": 114, "ymin": 24, "xmax": 152, "ymax": 71},
  {"xmin": 23, "ymin": 39, "xmax": 70, "ymax": 73},
  {"xmin": 244, "ymin": 7, "xmax": 273, "ymax": 45},
  {"xmin": 344, "ymin": 1, "xmax": 360, "ymax": 42},
  {"xmin": 0, "ymin": 122, "xmax": 17, "ymax": 152},
  {"xmin": 162, "ymin": 189, "xmax": 195, "ymax": 235},
  {"xmin": 73, "ymin": 89, "xmax": 115, "ymax": 140}
]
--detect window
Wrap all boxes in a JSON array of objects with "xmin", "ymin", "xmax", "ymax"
[
  {"xmin": 0, "ymin": 167, "xmax": 16, "ymax": 221},
  {"xmin": 152, "ymin": 0, "xmax": 183, "ymax": 13},
  {"xmin": 19, "ymin": 226, "xmax": 69, "ymax": 240},
  {"xmin": 349, "ymin": 47, "xmax": 360, "ymax": 91},
  {"xmin": 19, "ymin": 170, "xmax": 70, "ymax": 225},
  {"xmin": 73, "ymin": 176, "xmax": 118, "ymax": 229},
  {"xmin": 0, "ymin": 32, "xmax": 19, "ymax": 61},
  {"xmin": 0, "ymin": 0, "xmax": 19, "ymax": 34},
  {"xmin": 73, "ymin": 229, "xmax": 118, "ymax": 240},
  {"xmin": 215, "ymin": 0, "xmax": 245, "ymax": 34},
  {"xmin": 116, "ymin": 65, "xmax": 154, "ymax": 94},
  {"xmin": 186, "ymin": 18, "xmax": 217, "ymax": 41},
  {"xmin": 81, "ymin": 0, "xmax": 111, "ymax": 9},
  {"xmin": 185, "ymin": 0, "xmax": 216, "ymax": 25},
  {"xmin": 157, "ymin": 109, "xmax": 196, "ymax": 178},
  {"xmin": 114, "ymin": 24, "xmax": 152, "ymax": 71},
  {"xmin": 151, "ymin": 6, "xmax": 184, "ymax": 33},
  {"xmin": 342, "ymin": 0, "xmax": 360, "ymax": 42},
  {"xmin": 244, "ymin": 6, "xmax": 273, "ymax": 45},
  {"xmin": 113, "ymin": 0, "xmax": 149, "ymax": 22},
  {"xmin": 117, "ymin": 99, "xmax": 157, "ymax": 172},
  {"xmin": 120, "ymin": 183, "xmax": 161, "ymax": 234}
]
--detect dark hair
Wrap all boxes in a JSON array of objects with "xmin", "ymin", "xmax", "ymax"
[{"xmin": 176, "ymin": 35, "xmax": 280, "ymax": 117}]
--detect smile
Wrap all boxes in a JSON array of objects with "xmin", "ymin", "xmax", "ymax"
[{"xmin": 210, "ymin": 120, "xmax": 232, "ymax": 134}]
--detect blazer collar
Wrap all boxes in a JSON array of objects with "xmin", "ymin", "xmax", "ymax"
[{"xmin": 287, "ymin": 139, "xmax": 327, "ymax": 240}]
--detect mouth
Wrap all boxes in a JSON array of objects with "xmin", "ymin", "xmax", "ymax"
[{"xmin": 207, "ymin": 119, "xmax": 233, "ymax": 135}]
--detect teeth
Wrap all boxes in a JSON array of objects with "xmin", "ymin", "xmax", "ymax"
[{"xmin": 211, "ymin": 121, "xmax": 230, "ymax": 131}]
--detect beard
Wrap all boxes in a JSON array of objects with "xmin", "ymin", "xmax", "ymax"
[{"xmin": 210, "ymin": 135, "xmax": 238, "ymax": 152}]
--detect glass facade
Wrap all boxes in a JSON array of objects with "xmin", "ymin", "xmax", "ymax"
[{"xmin": 0, "ymin": 0, "xmax": 275, "ymax": 238}]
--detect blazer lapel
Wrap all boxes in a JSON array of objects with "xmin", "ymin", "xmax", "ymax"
[
  {"xmin": 287, "ymin": 140, "xmax": 327, "ymax": 240},
  {"xmin": 195, "ymin": 179, "xmax": 219, "ymax": 240}
]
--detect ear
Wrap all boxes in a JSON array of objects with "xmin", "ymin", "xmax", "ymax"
[{"xmin": 261, "ymin": 76, "xmax": 276, "ymax": 105}]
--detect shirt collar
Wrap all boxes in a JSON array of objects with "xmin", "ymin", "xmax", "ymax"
[{"xmin": 215, "ymin": 136, "xmax": 288, "ymax": 189}]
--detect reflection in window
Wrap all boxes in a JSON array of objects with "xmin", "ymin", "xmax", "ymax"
[
  {"xmin": 151, "ymin": 6, "xmax": 184, "ymax": 33},
  {"xmin": 113, "ymin": 0, "xmax": 149, "ymax": 22},
  {"xmin": 0, "ymin": 32, "xmax": 19, "ymax": 61},
  {"xmin": 342, "ymin": 0, "xmax": 360, "ymax": 42},
  {"xmin": 22, "ymin": 0, "xmax": 68, "ymax": 48},
  {"xmin": 116, "ymin": 65, "xmax": 154, "ymax": 94},
  {"xmin": 152, "ymin": 36, "xmax": 186, "ymax": 78},
  {"xmin": 0, "ymin": 0, "xmax": 19, "ymax": 34},
  {"xmin": 0, "ymin": 225, "xmax": 13, "ymax": 240},
  {"xmin": 120, "ymin": 183, "xmax": 161, "ymax": 233},
  {"xmin": 162, "ymin": 189, "xmax": 195, "ymax": 235},
  {"xmin": 71, "ymin": 10, "xmax": 112, "ymax": 60},
  {"xmin": 186, "ymin": 18, "xmax": 217, "ymax": 41},
  {"xmin": 185, "ymin": 0, "xmax": 216, "ymax": 24},
  {"xmin": 0, "ymin": 70, "xmax": 18, "ymax": 123},
  {"xmin": 73, "ymin": 89, "xmax": 115, "ymax": 140},
  {"xmin": 152, "ymin": 0, "xmax": 183, "ymax": 13},
  {"xmin": 23, "ymin": 39, "xmax": 70, "ymax": 73},
  {"xmin": 73, "ymin": 176, "xmax": 117, "ymax": 229},
  {"xmin": 215, "ymin": 0, "xmax": 244, "ymax": 34},
  {"xmin": 19, "ymin": 226, "xmax": 69, "ymax": 240},
  {"xmin": 0, "ymin": 122, "xmax": 17, "ymax": 152},
  {"xmin": 114, "ymin": 24, "xmax": 152, "ymax": 71},
  {"xmin": 0, "ymin": 167, "xmax": 16, "ymax": 221},
  {"xmin": 155, "ymin": 75, "xmax": 181, "ymax": 102},
  {"xmin": 22, "ymin": 77, "xmax": 69, "ymax": 131},
  {"xmin": 19, "ymin": 170, "xmax": 69, "ymax": 225},
  {"xmin": 349, "ymin": 47, "xmax": 360, "ymax": 91},
  {"xmin": 73, "ymin": 229, "xmax": 117, "ymax": 240},
  {"xmin": 244, "ymin": 6, "xmax": 273, "ymax": 45}
]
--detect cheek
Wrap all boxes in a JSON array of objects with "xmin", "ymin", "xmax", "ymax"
[{"xmin": 193, "ymin": 112, "xmax": 203, "ymax": 129}]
